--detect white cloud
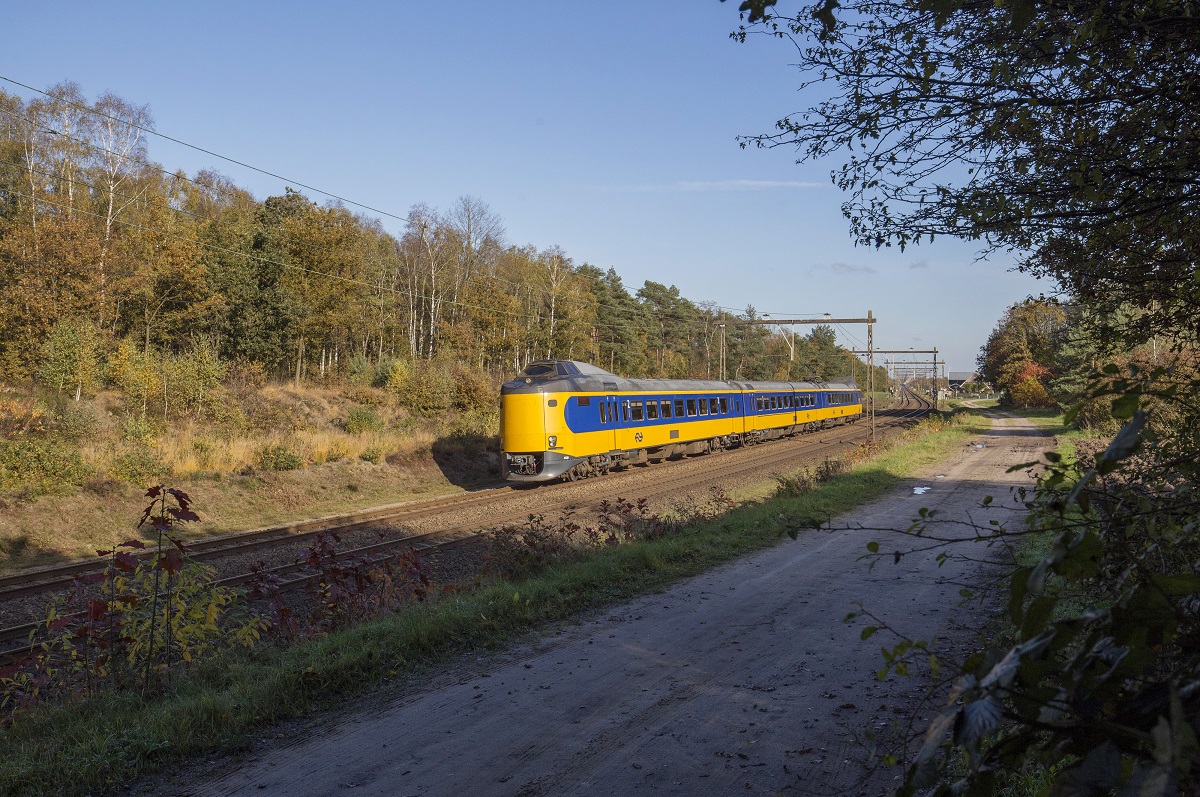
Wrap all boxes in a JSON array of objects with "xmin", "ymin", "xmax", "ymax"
[
  {"xmin": 610, "ymin": 179, "xmax": 827, "ymax": 193},
  {"xmin": 830, "ymin": 261, "xmax": 877, "ymax": 275}
]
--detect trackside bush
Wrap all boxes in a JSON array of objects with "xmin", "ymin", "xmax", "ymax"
[
  {"xmin": 257, "ymin": 445, "xmax": 304, "ymax": 471},
  {"xmin": 0, "ymin": 438, "xmax": 91, "ymax": 494},
  {"xmin": 401, "ymin": 362, "xmax": 453, "ymax": 417},
  {"xmin": 344, "ymin": 406, "xmax": 383, "ymax": 434}
]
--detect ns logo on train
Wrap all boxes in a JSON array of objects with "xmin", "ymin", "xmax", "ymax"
[{"xmin": 500, "ymin": 360, "xmax": 863, "ymax": 483}]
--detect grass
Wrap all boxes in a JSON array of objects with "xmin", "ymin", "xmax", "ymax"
[{"xmin": 0, "ymin": 410, "xmax": 993, "ymax": 797}]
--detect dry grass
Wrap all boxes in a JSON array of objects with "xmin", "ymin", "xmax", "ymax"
[{"xmin": 0, "ymin": 383, "xmax": 497, "ymax": 573}]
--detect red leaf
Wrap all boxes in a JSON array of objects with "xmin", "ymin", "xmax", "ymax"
[
  {"xmin": 114, "ymin": 551, "xmax": 140, "ymax": 572},
  {"xmin": 119, "ymin": 539, "xmax": 147, "ymax": 550},
  {"xmin": 144, "ymin": 486, "xmax": 163, "ymax": 498},
  {"xmin": 169, "ymin": 507, "xmax": 201, "ymax": 523},
  {"xmin": 48, "ymin": 617, "xmax": 74, "ymax": 631},
  {"xmin": 118, "ymin": 594, "xmax": 139, "ymax": 606},
  {"xmin": 87, "ymin": 599, "xmax": 108, "ymax": 622},
  {"xmin": 166, "ymin": 487, "xmax": 192, "ymax": 504},
  {"xmin": 152, "ymin": 519, "xmax": 173, "ymax": 534},
  {"xmin": 159, "ymin": 550, "xmax": 184, "ymax": 574},
  {"xmin": 168, "ymin": 536, "xmax": 189, "ymax": 554}
]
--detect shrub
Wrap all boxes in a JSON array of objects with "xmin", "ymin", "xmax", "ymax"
[
  {"xmin": 120, "ymin": 414, "xmax": 160, "ymax": 445},
  {"xmin": 344, "ymin": 405, "xmax": 383, "ymax": 434},
  {"xmin": 379, "ymin": 357, "xmax": 409, "ymax": 391},
  {"xmin": 112, "ymin": 449, "xmax": 170, "ymax": 487},
  {"xmin": 451, "ymin": 364, "xmax": 496, "ymax": 414},
  {"xmin": 224, "ymin": 358, "xmax": 267, "ymax": 392},
  {"xmin": 0, "ymin": 396, "xmax": 46, "ymax": 439},
  {"xmin": 54, "ymin": 402, "xmax": 101, "ymax": 441},
  {"xmin": 0, "ymin": 438, "xmax": 91, "ymax": 494},
  {"xmin": 324, "ymin": 440, "xmax": 350, "ymax": 462},
  {"xmin": 401, "ymin": 362, "xmax": 454, "ymax": 417},
  {"xmin": 359, "ymin": 446, "xmax": 383, "ymax": 464},
  {"xmin": 191, "ymin": 438, "xmax": 216, "ymax": 468},
  {"xmin": 162, "ymin": 341, "xmax": 228, "ymax": 420},
  {"xmin": 37, "ymin": 317, "xmax": 103, "ymax": 400},
  {"xmin": 107, "ymin": 340, "xmax": 160, "ymax": 418},
  {"xmin": 257, "ymin": 445, "xmax": 304, "ymax": 472},
  {"xmin": 347, "ymin": 354, "xmax": 374, "ymax": 386}
]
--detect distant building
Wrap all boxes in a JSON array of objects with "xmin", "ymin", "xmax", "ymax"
[{"xmin": 948, "ymin": 371, "xmax": 977, "ymax": 388}]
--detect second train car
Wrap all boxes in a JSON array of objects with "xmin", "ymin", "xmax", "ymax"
[{"xmin": 500, "ymin": 360, "xmax": 862, "ymax": 482}]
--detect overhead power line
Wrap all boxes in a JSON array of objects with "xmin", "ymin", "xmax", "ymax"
[{"xmin": 2, "ymin": 76, "xmax": 837, "ymax": 333}]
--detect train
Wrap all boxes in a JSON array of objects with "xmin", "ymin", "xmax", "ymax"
[{"xmin": 499, "ymin": 360, "xmax": 863, "ymax": 482}]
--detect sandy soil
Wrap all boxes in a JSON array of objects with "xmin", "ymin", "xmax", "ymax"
[{"xmin": 175, "ymin": 411, "xmax": 1048, "ymax": 797}]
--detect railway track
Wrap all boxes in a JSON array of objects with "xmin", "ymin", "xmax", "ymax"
[{"xmin": 0, "ymin": 392, "xmax": 933, "ymax": 658}]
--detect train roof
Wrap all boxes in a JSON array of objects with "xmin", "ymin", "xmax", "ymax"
[{"xmin": 501, "ymin": 360, "xmax": 858, "ymax": 395}]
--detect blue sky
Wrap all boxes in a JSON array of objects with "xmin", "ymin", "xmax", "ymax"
[{"xmin": 3, "ymin": 1, "xmax": 1047, "ymax": 371}]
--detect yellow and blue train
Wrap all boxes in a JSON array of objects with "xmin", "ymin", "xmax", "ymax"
[{"xmin": 500, "ymin": 360, "xmax": 862, "ymax": 482}]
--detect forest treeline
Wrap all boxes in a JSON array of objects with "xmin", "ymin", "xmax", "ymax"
[{"xmin": 0, "ymin": 82, "xmax": 882, "ymax": 400}]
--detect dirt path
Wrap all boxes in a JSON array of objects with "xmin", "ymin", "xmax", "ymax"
[{"xmin": 181, "ymin": 412, "xmax": 1048, "ymax": 797}]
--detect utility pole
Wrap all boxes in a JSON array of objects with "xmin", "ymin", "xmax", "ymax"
[
  {"xmin": 932, "ymin": 347, "xmax": 938, "ymax": 409},
  {"xmin": 719, "ymin": 311, "xmax": 727, "ymax": 381}
]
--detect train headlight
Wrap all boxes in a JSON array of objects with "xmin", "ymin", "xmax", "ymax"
[{"xmin": 547, "ymin": 435, "xmax": 557, "ymax": 448}]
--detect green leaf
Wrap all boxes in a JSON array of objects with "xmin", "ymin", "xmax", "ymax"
[
  {"xmin": 867, "ymin": 541, "xmax": 880, "ymax": 553},
  {"xmin": 955, "ymin": 695, "xmax": 1001, "ymax": 750},
  {"xmin": 1008, "ymin": 566, "xmax": 1031, "ymax": 623},
  {"xmin": 1020, "ymin": 595, "xmax": 1056, "ymax": 640},
  {"xmin": 1149, "ymin": 573, "xmax": 1200, "ymax": 596},
  {"xmin": 1097, "ymin": 411, "xmax": 1147, "ymax": 475},
  {"xmin": 1111, "ymin": 392, "xmax": 1140, "ymax": 420},
  {"xmin": 861, "ymin": 626, "xmax": 878, "ymax": 640}
]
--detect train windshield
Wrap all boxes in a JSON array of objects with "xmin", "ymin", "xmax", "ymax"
[{"xmin": 520, "ymin": 363, "xmax": 555, "ymax": 378}]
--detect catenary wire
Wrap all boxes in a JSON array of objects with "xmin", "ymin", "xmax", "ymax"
[{"xmin": 0, "ymin": 77, "xmax": 800, "ymax": 322}]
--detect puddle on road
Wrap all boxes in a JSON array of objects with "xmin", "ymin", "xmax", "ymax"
[
  {"xmin": 913, "ymin": 487, "xmax": 932, "ymax": 495},
  {"xmin": 973, "ymin": 443, "xmax": 987, "ymax": 449}
]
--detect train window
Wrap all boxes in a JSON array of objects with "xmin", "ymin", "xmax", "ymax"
[
  {"xmin": 547, "ymin": 399, "xmax": 557, "ymax": 407},
  {"xmin": 719, "ymin": 397, "xmax": 728, "ymax": 414},
  {"xmin": 698, "ymin": 398, "xmax": 708, "ymax": 416},
  {"xmin": 521, "ymin": 363, "xmax": 555, "ymax": 378},
  {"xmin": 674, "ymin": 399, "xmax": 685, "ymax": 417},
  {"xmin": 756, "ymin": 396, "xmax": 764, "ymax": 411},
  {"xmin": 686, "ymin": 399, "xmax": 697, "ymax": 417},
  {"xmin": 631, "ymin": 401, "xmax": 644, "ymax": 421},
  {"xmin": 769, "ymin": 396, "xmax": 777, "ymax": 410},
  {"xmin": 661, "ymin": 400, "xmax": 672, "ymax": 418},
  {"xmin": 578, "ymin": 396, "xmax": 590, "ymax": 406},
  {"xmin": 622, "ymin": 401, "xmax": 630, "ymax": 422},
  {"xmin": 709, "ymin": 398, "xmax": 720, "ymax": 414},
  {"xmin": 600, "ymin": 403, "xmax": 607, "ymax": 424},
  {"xmin": 647, "ymin": 401, "xmax": 658, "ymax": 420}
]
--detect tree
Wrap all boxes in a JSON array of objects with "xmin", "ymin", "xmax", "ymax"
[
  {"xmin": 577, "ymin": 265, "xmax": 650, "ymax": 376},
  {"xmin": 733, "ymin": 0, "xmax": 1200, "ymax": 345},
  {"xmin": 90, "ymin": 92, "xmax": 153, "ymax": 329},
  {"xmin": 636, "ymin": 281, "xmax": 700, "ymax": 378},
  {"xmin": 112, "ymin": 175, "xmax": 220, "ymax": 353},
  {"xmin": 38, "ymin": 317, "xmax": 102, "ymax": 401},
  {"xmin": 978, "ymin": 299, "xmax": 1066, "ymax": 407},
  {"xmin": 0, "ymin": 214, "xmax": 100, "ymax": 378}
]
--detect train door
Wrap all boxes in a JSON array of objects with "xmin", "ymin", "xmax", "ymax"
[{"xmin": 604, "ymin": 395, "xmax": 620, "ymax": 453}]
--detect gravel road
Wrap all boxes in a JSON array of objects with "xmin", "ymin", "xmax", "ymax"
[{"xmin": 180, "ymin": 411, "xmax": 1046, "ymax": 797}]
